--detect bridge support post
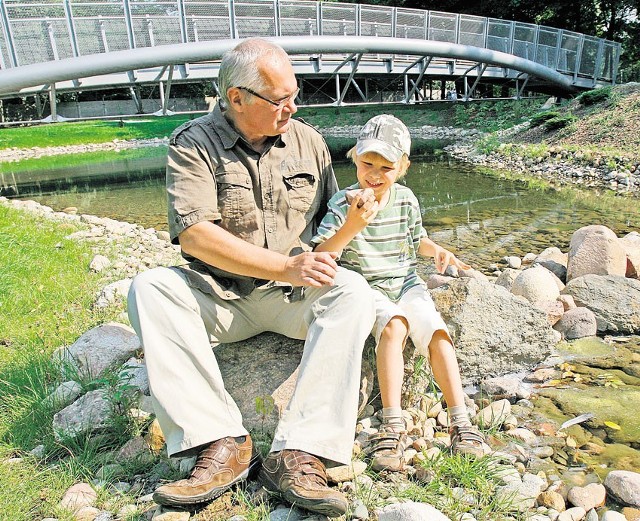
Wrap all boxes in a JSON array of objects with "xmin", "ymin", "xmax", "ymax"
[
  {"xmin": 35, "ymin": 94, "xmax": 43, "ymax": 119},
  {"xmin": 49, "ymin": 84, "xmax": 58, "ymax": 123},
  {"xmin": 130, "ymin": 86, "xmax": 143, "ymax": 114}
]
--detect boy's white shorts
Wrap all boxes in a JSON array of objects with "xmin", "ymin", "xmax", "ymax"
[{"xmin": 372, "ymin": 284, "xmax": 451, "ymax": 357}]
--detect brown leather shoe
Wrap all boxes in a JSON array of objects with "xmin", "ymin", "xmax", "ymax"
[
  {"xmin": 153, "ymin": 435, "xmax": 260, "ymax": 507},
  {"xmin": 259, "ymin": 450, "xmax": 348, "ymax": 516}
]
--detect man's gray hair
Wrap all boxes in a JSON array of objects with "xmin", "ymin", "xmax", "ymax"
[{"xmin": 218, "ymin": 38, "xmax": 290, "ymax": 109}]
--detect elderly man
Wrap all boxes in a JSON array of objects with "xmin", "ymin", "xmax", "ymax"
[{"xmin": 127, "ymin": 38, "xmax": 376, "ymax": 516}]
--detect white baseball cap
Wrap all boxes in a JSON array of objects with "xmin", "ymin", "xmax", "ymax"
[{"xmin": 355, "ymin": 114, "xmax": 411, "ymax": 163}]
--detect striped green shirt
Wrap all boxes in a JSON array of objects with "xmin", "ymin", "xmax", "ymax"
[{"xmin": 311, "ymin": 182, "xmax": 427, "ymax": 302}]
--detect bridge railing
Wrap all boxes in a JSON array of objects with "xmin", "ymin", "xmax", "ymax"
[{"xmin": 0, "ymin": 0, "xmax": 621, "ymax": 84}]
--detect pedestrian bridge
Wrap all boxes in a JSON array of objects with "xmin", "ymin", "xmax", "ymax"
[{"xmin": 0, "ymin": 0, "xmax": 621, "ymax": 109}]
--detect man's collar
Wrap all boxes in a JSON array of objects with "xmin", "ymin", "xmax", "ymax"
[
  {"xmin": 211, "ymin": 102, "xmax": 288, "ymax": 151},
  {"xmin": 211, "ymin": 103, "xmax": 241, "ymax": 150}
]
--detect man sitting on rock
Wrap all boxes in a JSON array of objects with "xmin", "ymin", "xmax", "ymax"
[{"xmin": 127, "ymin": 38, "xmax": 376, "ymax": 517}]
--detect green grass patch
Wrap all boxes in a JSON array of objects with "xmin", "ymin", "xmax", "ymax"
[
  {"xmin": 529, "ymin": 110, "xmax": 561, "ymax": 127},
  {"xmin": 0, "ymin": 115, "xmax": 191, "ymax": 150},
  {"xmin": 0, "ymin": 204, "xmax": 124, "ymax": 519},
  {"xmin": 0, "ymin": 145, "xmax": 167, "ymax": 176},
  {"xmin": 398, "ymin": 452, "xmax": 521, "ymax": 520},
  {"xmin": 0, "ymin": 445, "xmax": 75, "ymax": 521},
  {"xmin": 543, "ymin": 114, "xmax": 577, "ymax": 131},
  {"xmin": 453, "ymin": 98, "xmax": 545, "ymax": 131},
  {"xmin": 576, "ymin": 86, "xmax": 612, "ymax": 106}
]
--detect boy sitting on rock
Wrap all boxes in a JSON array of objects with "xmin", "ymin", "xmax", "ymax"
[{"xmin": 312, "ymin": 114, "xmax": 489, "ymax": 471}]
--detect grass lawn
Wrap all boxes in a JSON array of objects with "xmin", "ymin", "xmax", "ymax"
[
  {"xmin": 0, "ymin": 204, "xmax": 121, "ymax": 520},
  {"xmin": 0, "ymin": 115, "xmax": 192, "ymax": 150}
]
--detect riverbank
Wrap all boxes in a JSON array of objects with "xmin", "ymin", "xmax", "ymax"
[
  {"xmin": 0, "ymin": 137, "xmax": 169, "ymax": 163},
  {"xmin": 447, "ymin": 84, "xmax": 640, "ymax": 197}
]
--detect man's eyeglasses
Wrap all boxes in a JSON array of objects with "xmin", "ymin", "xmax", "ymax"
[{"xmin": 237, "ymin": 86, "xmax": 300, "ymax": 109}]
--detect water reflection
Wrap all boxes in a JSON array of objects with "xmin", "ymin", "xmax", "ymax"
[{"xmin": 6, "ymin": 148, "xmax": 638, "ymax": 268}]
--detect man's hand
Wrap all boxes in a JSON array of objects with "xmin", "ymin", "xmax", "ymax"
[{"xmin": 284, "ymin": 251, "xmax": 339, "ymax": 287}]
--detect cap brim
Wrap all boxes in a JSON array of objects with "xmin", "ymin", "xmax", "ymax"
[{"xmin": 356, "ymin": 139, "xmax": 402, "ymax": 163}]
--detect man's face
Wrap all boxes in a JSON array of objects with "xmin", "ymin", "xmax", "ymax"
[{"xmin": 237, "ymin": 58, "xmax": 299, "ymax": 139}]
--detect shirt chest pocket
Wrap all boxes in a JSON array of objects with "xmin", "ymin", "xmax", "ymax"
[
  {"xmin": 215, "ymin": 170, "xmax": 253, "ymax": 220},
  {"xmin": 282, "ymin": 171, "xmax": 318, "ymax": 214}
]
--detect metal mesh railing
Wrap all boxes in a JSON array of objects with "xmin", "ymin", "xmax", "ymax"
[{"xmin": 0, "ymin": 0, "xmax": 621, "ymax": 83}]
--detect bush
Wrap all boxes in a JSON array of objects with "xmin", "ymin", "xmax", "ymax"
[
  {"xmin": 544, "ymin": 114, "xmax": 577, "ymax": 130},
  {"xmin": 530, "ymin": 111, "xmax": 561, "ymax": 127},
  {"xmin": 576, "ymin": 87, "xmax": 612, "ymax": 106}
]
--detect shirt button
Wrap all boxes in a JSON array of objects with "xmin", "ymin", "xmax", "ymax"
[
  {"xmin": 268, "ymin": 228, "xmax": 274, "ymax": 233},
  {"xmin": 225, "ymin": 292, "xmax": 232, "ymax": 298}
]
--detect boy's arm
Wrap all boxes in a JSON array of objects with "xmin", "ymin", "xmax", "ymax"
[
  {"xmin": 314, "ymin": 189, "xmax": 378, "ymax": 253},
  {"xmin": 419, "ymin": 236, "xmax": 471, "ymax": 274}
]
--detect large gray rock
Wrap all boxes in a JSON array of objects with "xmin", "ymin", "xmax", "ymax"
[
  {"xmin": 553, "ymin": 307, "xmax": 598, "ymax": 340},
  {"xmin": 53, "ymin": 390, "xmax": 112, "ymax": 441},
  {"xmin": 567, "ymin": 225, "xmax": 627, "ymax": 281},
  {"xmin": 562, "ymin": 275, "xmax": 640, "ymax": 334},
  {"xmin": 214, "ymin": 333, "xmax": 375, "ymax": 434},
  {"xmin": 56, "ymin": 322, "xmax": 141, "ymax": 379},
  {"xmin": 431, "ymin": 279, "xmax": 557, "ymax": 384},
  {"xmin": 118, "ymin": 358, "xmax": 150, "ymax": 395}
]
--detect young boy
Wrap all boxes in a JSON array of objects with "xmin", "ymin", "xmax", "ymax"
[{"xmin": 311, "ymin": 115, "xmax": 488, "ymax": 472}]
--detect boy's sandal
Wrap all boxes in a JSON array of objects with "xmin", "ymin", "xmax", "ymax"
[
  {"xmin": 450, "ymin": 425, "xmax": 490, "ymax": 457},
  {"xmin": 364, "ymin": 428, "xmax": 407, "ymax": 472}
]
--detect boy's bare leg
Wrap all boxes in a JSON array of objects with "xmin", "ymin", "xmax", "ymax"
[
  {"xmin": 369, "ymin": 316, "xmax": 409, "ymax": 471},
  {"xmin": 428, "ymin": 330, "xmax": 466, "ymax": 411},
  {"xmin": 428, "ymin": 329, "xmax": 488, "ymax": 456},
  {"xmin": 377, "ymin": 316, "xmax": 409, "ymax": 410}
]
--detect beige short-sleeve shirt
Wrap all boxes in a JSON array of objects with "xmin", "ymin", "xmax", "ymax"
[{"xmin": 167, "ymin": 103, "xmax": 337, "ymax": 299}]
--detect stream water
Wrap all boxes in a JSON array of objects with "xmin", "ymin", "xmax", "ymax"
[{"xmin": 2, "ymin": 144, "xmax": 637, "ymax": 270}]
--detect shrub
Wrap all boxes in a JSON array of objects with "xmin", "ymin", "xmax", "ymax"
[
  {"xmin": 576, "ymin": 87, "xmax": 612, "ymax": 106},
  {"xmin": 529, "ymin": 111, "xmax": 561, "ymax": 127},
  {"xmin": 544, "ymin": 114, "xmax": 577, "ymax": 130}
]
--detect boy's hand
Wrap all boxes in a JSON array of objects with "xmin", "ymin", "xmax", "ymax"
[
  {"xmin": 344, "ymin": 188, "xmax": 378, "ymax": 231},
  {"xmin": 433, "ymin": 245, "xmax": 471, "ymax": 274},
  {"xmin": 345, "ymin": 188, "xmax": 375, "ymax": 208}
]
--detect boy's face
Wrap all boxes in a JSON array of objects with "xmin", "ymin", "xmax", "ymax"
[{"xmin": 355, "ymin": 152, "xmax": 405, "ymax": 202}]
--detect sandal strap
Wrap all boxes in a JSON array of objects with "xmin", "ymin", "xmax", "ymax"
[
  {"xmin": 363, "ymin": 430, "xmax": 405, "ymax": 456},
  {"xmin": 451, "ymin": 425, "xmax": 485, "ymax": 446}
]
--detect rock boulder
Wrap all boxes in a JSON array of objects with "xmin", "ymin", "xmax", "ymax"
[
  {"xmin": 567, "ymin": 225, "xmax": 627, "ymax": 281},
  {"xmin": 431, "ymin": 278, "xmax": 557, "ymax": 384},
  {"xmin": 562, "ymin": 275, "xmax": 640, "ymax": 334}
]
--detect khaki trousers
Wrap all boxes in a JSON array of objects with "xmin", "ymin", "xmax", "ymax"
[{"xmin": 127, "ymin": 266, "xmax": 375, "ymax": 465}]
